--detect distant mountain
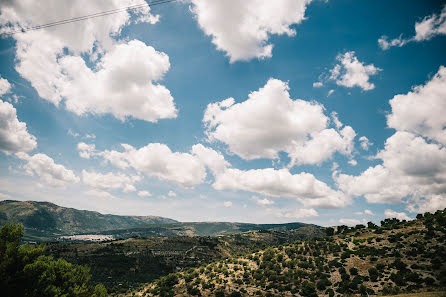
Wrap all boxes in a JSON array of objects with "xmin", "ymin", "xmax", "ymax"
[{"xmin": 0, "ymin": 200, "xmax": 177, "ymax": 240}]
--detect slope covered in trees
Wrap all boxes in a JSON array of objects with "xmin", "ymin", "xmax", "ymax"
[{"xmin": 133, "ymin": 209, "xmax": 446, "ymax": 297}]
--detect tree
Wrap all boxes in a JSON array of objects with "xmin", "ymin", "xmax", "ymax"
[
  {"xmin": 300, "ymin": 281, "xmax": 318, "ymax": 297},
  {"xmin": 0, "ymin": 223, "xmax": 106, "ymax": 297},
  {"xmin": 325, "ymin": 227, "xmax": 334, "ymax": 236}
]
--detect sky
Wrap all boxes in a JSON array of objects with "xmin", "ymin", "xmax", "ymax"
[{"xmin": 0, "ymin": 0, "xmax": 445, "ymax": 226}]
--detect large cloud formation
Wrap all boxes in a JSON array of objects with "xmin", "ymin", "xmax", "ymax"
[
  {"xmin": 16, "ymin": 152, "xmax": 79, "ymax": 187},
  {"xmin": 203, "ymin": 78, "xmax": 356, "ymax": 165},
  {"xmin": 0, "ymin": 100, "xmax": 37, "ymax": 154},
  {"xmin": 190, "ymin": 0, "xmax": 312, "ymax": 62},
  {"xmin": 336, "ymin": 66, "xmax": 446, "ymax": 213},
  {"xmin": 0, "ymin": 0, "xmax": 176, "ymax": 122}
]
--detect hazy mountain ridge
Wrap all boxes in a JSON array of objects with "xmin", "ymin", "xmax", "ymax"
[{"xmin": 0, "ymin": 200, "xmax": 178, "ymax": 240}]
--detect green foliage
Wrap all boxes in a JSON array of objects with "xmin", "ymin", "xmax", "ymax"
[
  {"xmin": 325, "ymin": 227, "xmax": 334, "ymax": 236},
  {"xmin": 300, "ymin": 281, "xmax": 318, "ymax": 297},
  {"xmin": 0, "ymin": 223, "xmax": 106, "ymax": 297}
]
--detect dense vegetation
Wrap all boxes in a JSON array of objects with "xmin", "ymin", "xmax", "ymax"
[
  {"xmin": 48, "ymin": 226, "xmax": 323, "ymax": 294},
  {"xmin": 133, "ymin": 209, "xmax": 446, "ymax": 297},
  {"xmin": 0, "ymin": 223, "xmax": 107, "ymax": 297}
]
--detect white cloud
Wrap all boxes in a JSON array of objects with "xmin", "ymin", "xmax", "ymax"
[
  {"xmin": 0, "ymin": 192, "xmax": 11, "ymax": 199},
  {"xmin": 387, "ymin": 66, "xmax": 446, "ymax": 145},
  {"xmin": 336, "ymin": 66, "xmax": 446, "ymax": 214},
  {"xmin": 85, "ymin": 189, "xmax": 116, "ymax": 199},
  {"xmin": 384, "ymin": 209, "xmax": 411, "ymax": 221},
  {"xmin": 214, "ymin": 167, "xmax": 350, "ymax": 208},
  {"xmin": 77, "ymin": 142, "xmax": 95, "ymax": 159},
  {"xmin": 348, "ymin": 159, "xmax": 357, "ymax": 166},
  {"xmin": 328, "ymin": 51, "xmax": 381, "ymax": 91},
  {"xmin": 339, "ymin": 218, "xmax": 364, "ymax": 226},
  {"xmin": 364, "ymin": 209, "xmax": 374, "ymax": 216},
  {"xmin": 58, "ymin": 40, "xmax": 177, "ymax": 122},
  {"xmin": 251, "ymin": 196, "xmax": 274, "ymax": 206},
  {"xmin": 327, "ymin": 89, "xmax": 334, "ymax": 97},
  {"xmin": 99, "ymin": 143, "xmax": 207, "ymax": 188},
  {"xmin": 15, "ymin": 152, "xmax": 79, "ymax": 187},
  {"xmin": 190, "ymin": 0, "xmax": 312, "ymax": 62},
  {"xmin": 82, "ymin": 170, "xmax": 141, "ymax": 193},
  {"xmin": 84, "ymin": 133, "xmax": 96, "ymax": 139},
  {"xmin": 0, "ymin": 1, "xmax": 176, "ymax": 122},
  {"xmin": 138, "ymin": 190, "xmax": 152, "ymax": 197},
  {"xmin": 273, "ymin": 208, "xmax": 318, "ymax": 219},
  {"xmin": 313, "ymin": 81, "xmax": 323, "ymax": 88},
  {"xmin": 167, "ymin": 190, "xmax": 177, "ymax": 197},
  {"xmin": 0, "ymin": 76, "xmax": 11, "ymax": 97},
  {"xmin": 223, "ymin": 201, "xmax": 232, "ymax": 207},
  {"xmin": 359, "ymin": 136, "xmax": 373, "ymax": 150},
  {"xmin": 204, "ymin": 78, "xmax": 355, "ymax": 165},
  {"xmin": 0, "ymin": 100, "xmax": 37, "ymax": 154},
  {"xmin": 67, "ymin": 129, "xmax": 80, "ymax": 138},
  {"xmin": 378, "ymin": 6, "xmax": 446, "ymax": 50}
]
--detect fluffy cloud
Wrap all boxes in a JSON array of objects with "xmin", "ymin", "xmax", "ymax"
[
  {"xmin": 364, "ymin": 209, "xmax": 374, "ymax": 216},
  {"xmin": 384, "ymin": 209, "xmax": 411, "ymax": 221},
  {"xmin": 223, "ymin": 201, "xmax": 232, "ymax": 207},
  {"xmin": 58, "ymin": 40, "xmax": 176, "ymax": 122},
  {"xmin": 379, "ymin": 5, "xmax": 446, "ymax": 50},
  {"xmin": 336, "ymin": 67, "xmax": 446, "ymax": 214},
  {"xmin": 190, "ymin": 0, "xmax": 312, "ymax": 62},
  {"xmin": 214, "ymin": 167, "xmax": 349, "ymax": 208},
  {"xmin": 0, "ymin": 100, "xmax": 37, "ymax": 154},
  {"xmin": 167, "ymin": 190, "xmax": 177, "ymax": 197},
  {"xmin": 251, "ymin": 196, "xmax": 274, "ymax": 206},
  {"xmin": 359, "ymin": 136, "xmax": 373, "ymax": 151},
  {"xmin": 328, "ymin": 51, "xmax": 381, "ymax": 91},
  {"xmin": 0, "ymin": 76, "xmax": 11, "ymax": 97},
  {"xmin": 204, "ymin": 78, "xmax": 355, "ymax": 165},
  {"xmin": 137, "ymin": 190, "xmax": 152, "ymax": 197},
  {"xmin": 85, "ymin": 189, "xmax": 116, "ymax": 199},
  {"xmin": 273, "ymin": 208, "xmax": 318, "ymax": 219},
  {"xmin": 387, "ymin": 66, "xmax": 446, "ymax": 145},
  {"xmin": 82, "ymin": 170, "xmax": 141, "ymax": 193},
  {"xmin": 1, "ymin": 1, "xmax": 176, "ymax": 122},
  {"xmin": 339, "ymin": 218, "xmax": 365, "ymax": 226},
  {"xmin": 77, "ymin": 142, "xmax": 95, "ymax": 159},
  {"xmin": 16, "ymin": 152, "xmax": 79, "ymax": 187},
  {"xmin": 99, "ymin": 143, "xmax": 207, "ymax": 188}
]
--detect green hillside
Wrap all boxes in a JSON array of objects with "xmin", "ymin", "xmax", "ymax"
[
  {"xmin": 0, "ymin": 200, "xmax": 177, "ymax": 240},
  {"xmin": 133, "ymin": 209, "xmax": 446, "ymax": 297}
]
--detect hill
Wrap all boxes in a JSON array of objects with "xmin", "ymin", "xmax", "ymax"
[
  {"xmin": 0, "ymin": 200, "xmax": 177, "ymax": 240},
  {"xmin": 48, "ymin": 225, "xmax": 324, "ymax": 293},
  {"xmin": 132, "ymin": 209, "xmax": 446, "ymax": 297}
]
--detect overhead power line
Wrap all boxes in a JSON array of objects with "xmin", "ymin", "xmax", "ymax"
[{"xmin": 1, "ymin": 0, "xmax": 177, "ymax": 36}]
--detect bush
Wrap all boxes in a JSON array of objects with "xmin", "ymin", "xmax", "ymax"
[{"xmin": 0, "ymin": 223, "xmax": 107, "ymax": 297}]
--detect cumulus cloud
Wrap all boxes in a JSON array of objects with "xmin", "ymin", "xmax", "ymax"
[
  {"xmin": 0, "ymin": 76, "xmax": 11, "ymax": 97},
  {"xmin": 82, "ymin": 170, "xmax": 141, "ymax": 193},
  {"xmin": 213, "ymin": 167, "xmax": 349, "ymax": 208},
  {"xmin": 137, "ymin": 190, "xmax": 152, "ymax": 197},
  {"xmin": 204, "ymin": 78, "xmax": 355, "ymax": 165},
  {"xmin": 336, "ymin": 67, "xmax": 446, "ymax": 214},
  {"xmin": 251, "ymin": 196, "xmax": 274, "ymax": 206},
  {"xmin": 15, "ymin": 152, "xmax": 79, "ymax": 187},
  {"xmin": 85, "ymin": 189, "xmax": 116, "ymax": 199},
  {"xmin": 273, "ymin": 208, "xmax": 318, "ymax": 219},
  {"xmin": 99, "ymin": 143, "xmax": 207, "ymax": 188},
  {"xmin": 0, "ymin": 100, "xmax": 37, "ymax": 154},
  {"xmin": 339, "ymin": 218, "xmax": 365, "ymax": 226},
  {"xmin": 384, "ymin": 209, "xmax": 411, "ymax": 221},
  {"xmin": 0, "ymin": 1, "xmax": 176, "ymax": 122},
  {"xmin": 190, "ymin": 0, "xmax": 312, "ymax": 62},
  {"xmin": 364, "ymin": 209, "xmax": 375, "ymax": 216},
  {"xmin": 223, "ymin": 201, "xmax": 232, "ymax": 207},
  {"xmin": 359, "ymin": 136, "xmax": 373, "ymax": 151},
  {"xmin": 77, "ymin": 142, "xmax": 95, "ymax": 159},
  {"xmin": 378, "ymin": 5, "xmax": 446, "ymax": 50},
  {"xmin": 328, "ymin": 51, "xmax": 381, "ymax": 91},
  {"xmin": 167, "ymin": 190, "xmax": 177, "ymax": 197},
  {"xmin": 387, "ymin": 66, "xmax": 446, "ymax": 145}
]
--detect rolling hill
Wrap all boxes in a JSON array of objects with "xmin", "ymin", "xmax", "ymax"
[{"xmin": 0, "ymin": 200, "xmax": 177, "ymax": 240}]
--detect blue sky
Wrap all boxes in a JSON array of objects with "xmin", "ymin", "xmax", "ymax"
[{"xmin": 0, "ymin": 0, "xmax": 445, "ymax": 226}]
